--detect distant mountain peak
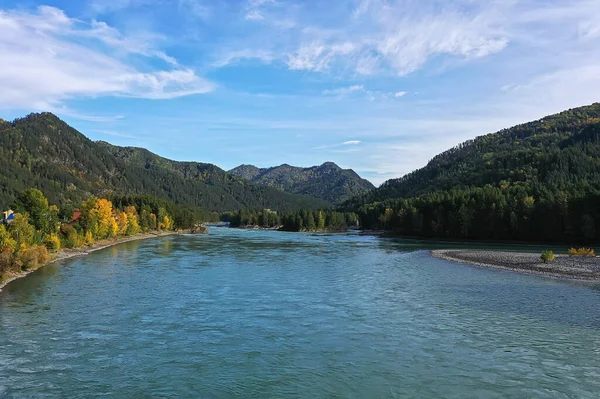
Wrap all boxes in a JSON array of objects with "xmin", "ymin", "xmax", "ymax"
[{"xmin": 229, "ymin": 162, "xmax": 374, "ymax": 204}]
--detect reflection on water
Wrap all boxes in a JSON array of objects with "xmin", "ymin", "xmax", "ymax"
[{"xmin": 1, "ymin": 228, "xmax": 600, "ymax": 398}]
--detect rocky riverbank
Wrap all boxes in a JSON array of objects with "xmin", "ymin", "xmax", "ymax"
[{"xmin": 431, "ymin": 249, "xmax": 600, "ymax": 280}]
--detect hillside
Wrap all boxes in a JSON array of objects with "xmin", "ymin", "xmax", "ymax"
[
  {"xmin": 0, "ymin": 113, "xmax": 331, "ymax": 212},
  {"xmin": 229, "ymin": 162, "xmax": 375, "ymax": 204},
  {"xmin": 351, "ymin": 103, "xmax": 600, "ymax": 206},
  {"xmin": 349, "ymin": 103, "xmax": 600, "ymax": 244}
]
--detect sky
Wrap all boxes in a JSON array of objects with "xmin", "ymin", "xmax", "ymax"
[{"xmin": 0, "ymin": 0, "xmax": 599, "ymax": 185}]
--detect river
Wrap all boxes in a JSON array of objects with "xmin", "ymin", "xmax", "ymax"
[{"xmin": 1, "ymin": 228, "xmax": 600, "ymax": 397}]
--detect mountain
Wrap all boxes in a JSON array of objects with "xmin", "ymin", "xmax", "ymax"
[
  {"xmin": 0, "ymin": 113, "xmax": 331, "ymax": 212},
  {"xmin": 352, "ymin": 103, "xmax": 600, "ymax": 206},
  {"xmin": 348, "ymin": 103, "xmax": 600, "ymax": 244},
  {"xmin": 229, "ymin": 162, "xmax": 375, "ymax": 204}
]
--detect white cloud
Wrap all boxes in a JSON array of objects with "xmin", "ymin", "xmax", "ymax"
[
  {"xmin": 286, "ymin": 42, "xmax": 357, "ymax": 72},
  {"xmin": 323, "ymin": 85, "xmax": 408, "ymax": 101},
  {"xmin": 323, "ymin": 85, "xmax": 364, "ymax": 96},
  {"xmin": 92, "ymin": 129, "xmax": 139, "ymax": 139},
  {"xmin": 244, "ymin": 0, "xmax": 276, "ymax": 22},
  {"xmin": 314, "ymin": 139, "xmax": 362, "ymax": 150},
  {"xmin": 245, "ymin": 10, "xmax": 264, "ymax": 21},
  {"xmin": 213, "ymin": 49, "xmax": 275, "ymax": 67},
  {"xmin": 277, "ymin": 0, "xmax": 511, "ymax": 76},
  {"xmin": 0, "ymin": 6, "xmax": 214, "ymax": 110},
  {"xmin": 217, "ymin": 0, "xmax": 599, "ymax": 83},
  {"xmin": 55, "ymin": 109, "xmax": 126, "ymax": 122},
  {"xmin": 179, "ymin": 0, "xmax": 212, "ymax": 19}
]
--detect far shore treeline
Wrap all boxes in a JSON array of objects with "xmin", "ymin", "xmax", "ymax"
[{"xmin": 224, "ymin": 209, "xmax": 359, "ymax": 232}]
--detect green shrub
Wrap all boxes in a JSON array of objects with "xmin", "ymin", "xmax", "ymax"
[{"xmin": 540, "ymin": 250, "xmax": 555, "ymax": 263}]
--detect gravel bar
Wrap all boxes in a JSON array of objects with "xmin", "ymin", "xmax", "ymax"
[{"xmin": 431, "ymin": 249, "xmax": 600, "ymax": 280}]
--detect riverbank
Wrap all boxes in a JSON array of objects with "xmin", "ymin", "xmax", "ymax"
[
  {"xmin": 0, "ymin": 231, "xmax": 180, "ymax": 292},
  {"xmin": 431, "ymin": 249, "xmax": 600, "ymax": 280}
]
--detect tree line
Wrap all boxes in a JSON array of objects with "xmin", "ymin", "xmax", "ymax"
[
  {"xmin": 226, "ymin": 209, "xmax": 359, "ymax": 232},
  {"xmin": 352, "ymin": 177, "xmax": 600, "ymax": 244}
]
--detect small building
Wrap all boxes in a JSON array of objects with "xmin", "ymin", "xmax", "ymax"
[
  {"xmin": 1, "ymin": 209, "xmax": 15, "ymax": 224},
  {"xmin": 69, "ymin": 210, "xmax": 82, "ymax": 224}
]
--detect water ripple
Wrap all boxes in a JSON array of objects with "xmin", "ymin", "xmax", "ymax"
[{"xmin": 1, "ymin": 229, "xmax": 600, "ymax": 397}]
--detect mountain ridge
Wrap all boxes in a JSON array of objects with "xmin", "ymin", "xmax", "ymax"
[
  {"xmin": 0, "ymin": 112, "xmax": 331, "ymax": 212},
  {"xmin": 359, "ymin": 102, "xmax": 600, "ymax": 204},
  {"xmin": 229, "ymin": 162, "xmax": 375, "ymax": 204}
]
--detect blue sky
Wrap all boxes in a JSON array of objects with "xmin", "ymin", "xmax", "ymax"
[{"xmin": 0, "ymin": 0, "xmax": 599, "ymax": 185}]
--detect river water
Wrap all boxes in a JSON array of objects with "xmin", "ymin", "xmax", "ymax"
[{"xmin": 1, "ymin": 228, "xmax": 600, "ymax": 398}]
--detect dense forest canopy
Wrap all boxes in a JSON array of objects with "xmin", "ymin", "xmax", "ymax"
[
  {"xmin": 226, "ymin": 208, "xmax": 359, "ymax": 232},
  {"xmin": 344, "ymin": 103, "xmax": 600, "ymax": 244},
  {"xmin": 0, "ymin": 113, "xmax": 331, "ymax": 213}
]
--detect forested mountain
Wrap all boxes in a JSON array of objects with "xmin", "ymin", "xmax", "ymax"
[
  {"xmin": 229, "ymin": 162, "xmax": 375, "ymax": 204},
  {"xmin": 0, "ymin": 113, "xmax": 331, "ymax": 212},
  {"xmin": 346, "ymin": 103, "xmax": 600, "ymax": 244},
  {"xmin": 352, "ymin": 103, "xmax": 600, "ymax": 206}
]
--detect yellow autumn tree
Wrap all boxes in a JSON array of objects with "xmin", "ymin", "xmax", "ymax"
[
  {"xmin": 82, "ymin": 198, "xmax": 115, "ymax": 239},
  {"xmin": 85, "ymin": 231, "xmax": 95, "ymax": 245},
  {"xmin": 159, "ymin": 215, "xmax": 173, "ymax": 231},
  {"xmin": 124, "ymin": 206, "xmax": 141, "ymax": 235},
  {"xmin": 114, "ymin": 209, "xmax": 129, "ymax": 236},
  {"xmin": 96, "ymin": 199, "xmax": 114, "ymax": 239},
  {"xmin": 108, "ymin": 218, "xmax": 119, "ymax": 238}
]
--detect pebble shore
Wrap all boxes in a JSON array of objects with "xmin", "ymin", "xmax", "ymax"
[{"xmin": 431, "ymin": 249, "xmax": 600, "ymax": 280}]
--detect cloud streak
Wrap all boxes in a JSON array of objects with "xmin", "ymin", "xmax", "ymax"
[{"xmin": 0, "ymin": 5, "xmax": 214, "ymax": 110}]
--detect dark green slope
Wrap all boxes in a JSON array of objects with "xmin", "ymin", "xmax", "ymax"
[
  {"xmin": 0, "ymin": 113, "xmax": 331, "ymax": 212},
  {"xmin": 346, "ymin": 103, "xmax": 600, "ymax": 243},
  {"xmin": 229, "ymin": 162, "xmax": 375, "ymax": 204},
  {"xmin": 353, "ymin": 103, "xmax": 600, "ymax": 206}
]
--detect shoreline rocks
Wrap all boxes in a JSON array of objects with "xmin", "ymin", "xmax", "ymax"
[
  {"xmin": 189, "ymin": 224, "xmax": 209, "ymax": 234},
  {"xmin": 431, "ymin": 249, "xmax": 600, "ymax": 280}
]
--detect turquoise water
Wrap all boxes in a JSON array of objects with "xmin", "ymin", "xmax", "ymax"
[{"xmin": 1, "ymin": 228, "xmax": 600, "ymax": 398}]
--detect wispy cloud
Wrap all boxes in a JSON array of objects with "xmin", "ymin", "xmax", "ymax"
[
  {"xmin": 236, "ymin": 0, "xmax": 512, "ymax": 77},
  {"xmin": 92, "ymin": 129, "xmax": 139, "ymax": 139},
  {"xmin": 179, "ymin": 0, "xmax": 212, "ymax": 19},
  {"xmin": 323, "ymin": 85, "xmax": 364, "ymax": 96},
  {"xmin": 56, "ymin": 110, "xmax": 126, "ymax": 122},
  {"xmin": 244, "ymin": 0, "xmax": 276, "ymax": 22},
  {"xmin": 212, "ymin": 49, "xmax": 275, "ymax": 68},
  {"xmin": 323, "ymin": 85, "xmax": 408, "ymax": 101},
  {"xmin": 314, "ymin": 139, "xmax": 362, "ymax": 150},
  {"xmin": 0, "ymin": 5, "xmax": 214, "ymax": 110}
]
